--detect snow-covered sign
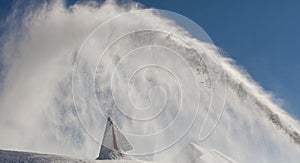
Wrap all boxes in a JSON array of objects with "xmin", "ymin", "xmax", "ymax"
[{"xmin": 97, "ymin": 117, "xmax": 133, "ymax": 160}]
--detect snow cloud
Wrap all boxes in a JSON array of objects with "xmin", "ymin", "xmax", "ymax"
[{"xmin": 0, "ymin": 1, "xmax": 299, "ymax": 162}]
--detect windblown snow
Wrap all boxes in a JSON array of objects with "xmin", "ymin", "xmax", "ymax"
[{"xmin": 0, "ymin": 0, "xmax": 299, "ymax": 163}]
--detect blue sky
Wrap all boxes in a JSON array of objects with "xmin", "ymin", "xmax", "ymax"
[{"xmin": 0, "ymin": 0, "xmax": 299, "ymax": 119}]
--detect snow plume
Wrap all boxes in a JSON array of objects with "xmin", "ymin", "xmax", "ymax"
[{"xmin": 0, "ymin": 0, "xmax": 299, "ymax": 162}]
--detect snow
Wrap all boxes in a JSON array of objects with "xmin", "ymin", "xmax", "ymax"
[
  {"xmin": 170, "ymin": 143, "xmax": 236, "ymax": 163},
  {"xmin": 0, "ymin": 149, "xmax": 148, "ymax": 163},
  {"xmin": 0, "ymin": 143, "xmax": 237, "ymax": 163},
  {"xmin": 0, "ymin": 1, "xmax": 300, "ymax": 162},
  {"xmin": 0, "ymin": 144, "xmax": 238, "ymax": 163}
]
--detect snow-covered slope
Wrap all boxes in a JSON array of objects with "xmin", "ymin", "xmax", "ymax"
[
  {"xmin": 0, "ymin": 144, "xmax": 237, "ymax": 163},
  {"xmin": 0, "ymin": 149, "xmax": 148, "ymax": 163},
  {"xmin": 0, "ymin": 149, "xmax": 89, "ymax": 162},
  {"xmin": 171, "ymin": 143, "xmax": 236, "ymax": 163},
  {"xmin": 0, "ymin": 144, "xmax": 236, "ymax": 163}
]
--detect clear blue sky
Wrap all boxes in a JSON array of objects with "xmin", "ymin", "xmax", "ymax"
[{"xmin": 0, "ymin": 0, "xmax": 299, "ymax": 120}]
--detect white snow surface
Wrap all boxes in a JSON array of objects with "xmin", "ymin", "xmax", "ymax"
[
  {"xmin": 0, "ymin": 149, "xmax": 147, "ymax": 163},
  {"xmin": 0, "ymin": 144, "xmax": 236, "ymax": 163}
]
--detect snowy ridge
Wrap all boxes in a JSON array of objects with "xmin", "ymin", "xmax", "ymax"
[
  {"xmin": 0, "ymin": 149, "xmax": 148, "ymax": 163},
  {"xmin": 171, "ymin": 143, "xmax": 237, "ymax": 163},
  {"xmin": 0, "ymin": 149, "xmax": 89, "ymax": 162},
  {"xmin": 0, "ymin": 144, "xmax": 235, "ymax": 163}
]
